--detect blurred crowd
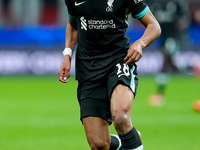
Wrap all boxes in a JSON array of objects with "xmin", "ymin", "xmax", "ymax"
[
  {"xmin": 0, "ymin": 0, "xmax": 199, "ymax": 75},
  {"xmin": 0, "ymin": 0, "xmax": 200, "ymax": 26},
  {"xmin": 0, "ymin": 0, "xmax": 67, "ymax": 25}
]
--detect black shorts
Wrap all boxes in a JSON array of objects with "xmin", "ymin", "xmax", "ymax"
[{"xmin": 77, "ymin": 60, "xmax": 138, "ymax": 124}]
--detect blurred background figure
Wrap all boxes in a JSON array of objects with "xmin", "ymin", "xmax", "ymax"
[
  {"xmin": 146, "ymin": 0, "xmax": 191, "ymax": 106},
  {"xmin": 189, "ymin": 0, "xmax": 200, "ymax": 76}
]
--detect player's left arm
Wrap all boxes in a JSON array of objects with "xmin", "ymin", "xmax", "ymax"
[{"xmin": 124, "ymin": 10, "xmax": 161, "ymax": 65}]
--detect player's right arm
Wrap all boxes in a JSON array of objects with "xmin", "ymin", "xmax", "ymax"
[{"xmin": 59, "ymin": 17, "xmax": 77, "ymax": 83}]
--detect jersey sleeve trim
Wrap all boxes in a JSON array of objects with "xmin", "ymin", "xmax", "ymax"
[
  {"xmin": 132, "ymin": 6, "xmax": 149, "ymax": 19},
  {"xmin": 68, "ymin": 12, "xmax": 76, "ymax": 20}
]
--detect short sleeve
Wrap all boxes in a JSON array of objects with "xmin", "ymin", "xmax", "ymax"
[
  {"xmin": 64, "ymin": 0, "xmax": 76, "ymax": 20},
  {"xmin": 128, "ymin": 0, "xmax": 149, "ymax": 19}
]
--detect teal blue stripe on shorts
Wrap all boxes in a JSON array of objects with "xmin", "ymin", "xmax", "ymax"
[
  {"xmin": 132, "ymin": 6, "xmax": 149, "ymax": 19},
  {"xmin": 67, "ymin": 12, "xmax": 76, "ymax": 20},
  {"xmin": 130, "ymin": 66, "xmax": 135, "ymax": 92}
]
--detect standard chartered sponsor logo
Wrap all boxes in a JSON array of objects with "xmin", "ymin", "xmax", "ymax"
[
  {"xmin": 88, "ymin": 19, "xmax": 116, "ymax": 29},
  {"xmin": 80, "ymin": 16, "xmax": 116, "ymax": 30},
  {"xmin": 80, "ymin": 17, "xmax": 87, "ymax": 30}
]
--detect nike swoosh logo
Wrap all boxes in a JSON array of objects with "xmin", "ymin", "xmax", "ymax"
[{"xmin": 75, "ymin": 1, "xmax": 85, "ymax": 6}]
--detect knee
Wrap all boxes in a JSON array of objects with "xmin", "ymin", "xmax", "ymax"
[
  {"xmin": 88, "ymin": 137, "xmax": 110, "ymax": 150},
  {"xmin": 113, "ymin": 111, "xmax": 129, "ymax": 126},
  {"xmin": 112, "ymin": 111, "xmax": 132, "ymax": 133}
]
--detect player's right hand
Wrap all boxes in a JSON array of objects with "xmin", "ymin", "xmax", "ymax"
[
  {"xmin": 124, "ymin": 40, "xmax": 143, "ymax": 65},
  {"xmin": 59, "ymin": 55, "xmax": 71, "ymax": 83}
]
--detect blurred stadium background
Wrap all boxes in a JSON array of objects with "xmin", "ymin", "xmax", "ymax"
[{"xmin": 0, "ymin": 0, "xmax": 200, "ymax": 150}]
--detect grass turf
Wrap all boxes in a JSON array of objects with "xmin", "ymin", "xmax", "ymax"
[{"xmin": 0, "ymin": 75, "xmax": 199, "ymax": 150}]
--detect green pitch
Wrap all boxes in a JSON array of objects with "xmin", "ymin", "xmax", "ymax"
[{"xmin": 0, "ymin": 75, "xmax": 199, "ymax": 150}]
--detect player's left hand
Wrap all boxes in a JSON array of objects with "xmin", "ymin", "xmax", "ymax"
[{"xmin": 124, "ymin": 41, "xmax": 143, "ymax": 65}]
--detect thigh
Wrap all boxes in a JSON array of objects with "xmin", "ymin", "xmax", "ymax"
[
  {"xmin": 80, "ymin": 98, "xmax": 112, "ymax": 124},
  {"xmin": 82, "ymin": 117, "xmax": 110, "ymax": 147},
  {"xmin": 111, "ymin": 84, "xmax": 134, "ymax": 116},
  {"xmin": 110, "ymin": 84, "xmax": 134, "ymax": 134},
  {"xmin": 78, "ymin": 80, "xmax": 112, "ymax": 124},
  {"xmin": 77, "ymin": 80, "xmax": 108, "ymax": 102}
]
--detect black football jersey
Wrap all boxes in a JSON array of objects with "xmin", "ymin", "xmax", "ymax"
[{"xmin": 65, "ymin": 0, "xmax": 149, "ymax": 81}]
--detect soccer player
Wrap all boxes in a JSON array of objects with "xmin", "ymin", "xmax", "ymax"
[
  {"xmin": 59, "ymin": 0, "xmax": 161, "ymax": 149},
  {"xmin": 146, "ymin": 0, "xmax": 190, "ymax": 105}
]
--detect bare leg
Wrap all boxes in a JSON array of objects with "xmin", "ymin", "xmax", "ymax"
[
  {"xmin": 111, "ymin": 84, "xmax": 143, "ymax": 149},
  {"xmin": 83, "ymin": 117, "xmax": 110, "ymax": 150},
  {"xmin": 111, "ymin": 84, "xmax": 134, "ymax": 134}
]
